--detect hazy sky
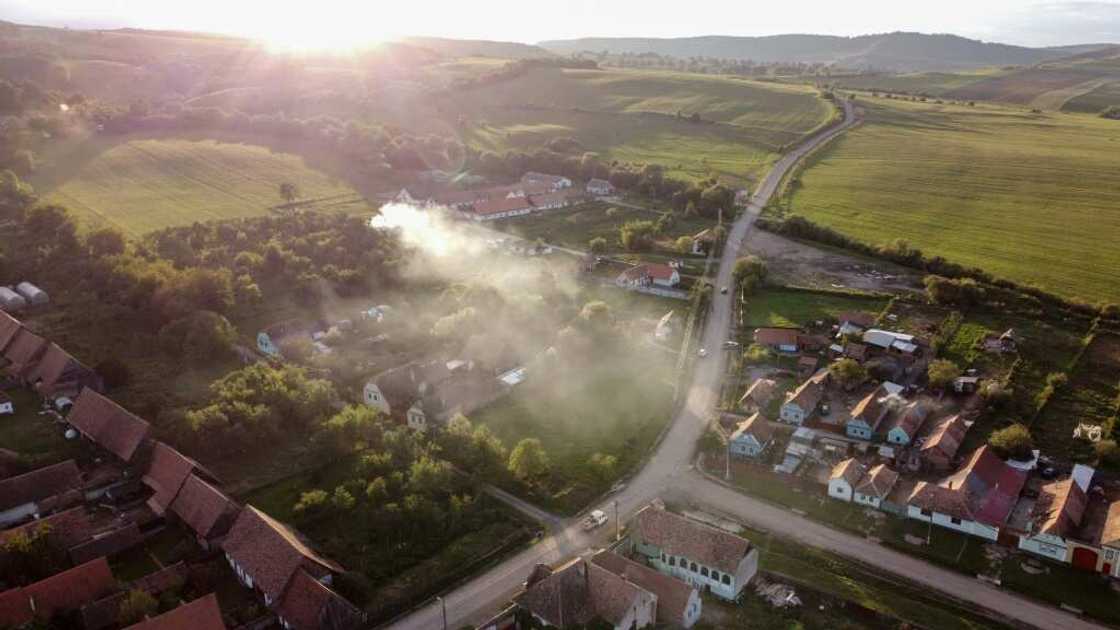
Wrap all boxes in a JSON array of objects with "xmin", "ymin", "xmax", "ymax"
[{"xmin": 2, "ymin": 0, "xmax": 1119, "ymax": 47}]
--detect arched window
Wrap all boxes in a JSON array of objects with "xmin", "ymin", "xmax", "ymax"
[
  {"xmin": 700, "ymin": 567, "xmax": 709, "ymax": 577},
  {"xmin": 690, "ymin": 562, "xmax": 698, "ymax": 572},
  {"xmin": 710, "ymin": 570, "xmax": 719, "ymax": 582},
  {"xmin": 722, "ymin": 574, "xmax": 731, "ymax": 585},
  {"xmin": 668, "ymin": 557, "xmax": 676, "ymax": 567}
]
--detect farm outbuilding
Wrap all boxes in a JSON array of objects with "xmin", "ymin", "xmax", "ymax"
[
  {"xmin": 0, "ymin": 287, "xmax": 27, "ymax": 311},
  {"xmin": 15, "ymin": 282, "xmax": 48, "ymax": 306}
]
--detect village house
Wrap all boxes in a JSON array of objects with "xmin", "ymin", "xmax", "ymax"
[
  {"xmin": 738, "ymin": 378, "xmax": 778, "ymax": 415},
  {"xmin": 514, "ymin": 558, "xmax": 658, "ymax": 629},
  {"xmin": 587, "ymin": 178, "xmax": 616, "ymax": 196},
  {"xmin": 0, "ymin": 557, "xmax": 117, "ymax": 628},
  {"xmin": 529, "ymin": 190, "xmax": 578, "ymax": 210},
  {"xmin": 364, "ymin": 359, "xmax": 502, "ymax": 431},
  {"xmin": 845, "ymin": 384, "xmax": 896, "ymax": 441},
  {"xmin": 954, "ymin": 375, "xmax": 981, "ymax": 394},
  {"xmin": 691, "ymin": 228, "xmax": 717, "ymax": 255},
  {"xmin": 862, "ymin": 329, "xmax": 919, "ymax": 356},
  {"xmin": 0, "ymin": 507, "xmax": 99, "ymax": 558},
  {"xmin": 123, "ymin": 593, "xmax": 228, "ymax": 630},
  {"xmin": 906, "ymin": 445, "xmax": 1028, "ymax": 541},
  {"xmin": 729, "ymin": 412, "xmax": 776, "ymax": 459},
  {"xmin": 0, "ymin": 459, "xmax": 83, "ymax": 526},
  {"xmin": 169, "ymin": 473, "xmax": 242, "ymax": 550},
  {"xmin": 616, "ymin": 263, "xmax": 681, "ymax": 290},
  {"xmin": 753, "ymin": 328, "xmax": 800, "ymax": 353},
  {"xmin": 919, "ymin": 414, "xmax": 970, "ymax": 471},
  {"xmin": 257, "ymin": 320, "xmax": 312, "ymax": 357},
  {"xmin": 836, "ymin": 311, "xmax": 876, "ymax": 338},
  {"xmin": 1018, "ymin": 465, "xmax": 1093, "ymax": 564},
  {"xmin": 67, "ymin": 388, "xmax": 152, "ymax": 464},
  {"xmin": 1077, "ymin": 499, "xmax": 1120, "ymax": 576},
  {"xmin": 521, "ymin": 172, "xmax": 573, "ymax": 190},
  {"xmin": 592, "ymin": 551, "xmax": 702, "ymax": 628},
  {"xmin": 24, "ymin": 342, "xmax": 103, "ymax": 399},
  {"xmin": 222, "ymin": 505, "xmax": 344, "ymax": 607},
  {"xmin": 854, "ymin": 464, "xmax": 901, "ymax": 509},
  {"xmin": 1, "ymin": 326, "xmax": 48, "ymax": 380},
  {"xmin": 275, "ymin": 568, "xmax": 366, "ymax": 630},
  {"xmin": 885, "ymin": 401, "xmax": 930, "ymax": 445},
  {"xmin": 828, "ymin": 458, "xmax": 865, "ymax": 502},
  {"xmin": 780, "ymin": 369, "xmax": 829, "ymax": 426},
  {"xmin": 81, "ymin": 563, "xmax": 193, "ymax": 630},
  {"xmin": 141, "ymin": 442, "xmax": 207, "ymax": 516},
  {"xmin": 467, "ymin": 195, "xmax": 535, "ymax": 221},
  {"xmin": 631, "ymin": 504, "xmax": 759, "ymax": 601}
]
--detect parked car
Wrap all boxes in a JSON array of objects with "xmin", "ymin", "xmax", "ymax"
[
  {"xmin": 723, "ymin": 340, "xmax": 740, "ymax": 348},
  {"xmin": 720, "ymin": 286, "xmax": 728, "ymax": 294},
  {"xmin": 698, "ymin": 348, "xmax": 708, "ymax": 358},
  {"xmin": 582, "ymin": 509, "xmax": 608, "ymax": 531}
]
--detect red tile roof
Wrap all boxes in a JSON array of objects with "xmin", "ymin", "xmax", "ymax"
[
  {"xmin": 25, "ymin": 343, "xmax": 91, "ymax": 396},
  {"xmin": 643, "ymin": 263, "xmax": 676, "ymax": 281},
  {"xmin": 123, "ymin": 593, "xmax": 226, "ymax": 630},
  {"xmin": 82, "ymin": 563, "xmax": 191, "ymax": 630},
  {"xmin": 68, "ymin": 389, "xmax": 151, "ymax": 462},
  {"xmin": 730, "ymin": 412, "xmax": 776, "ymax": 445},
  {"xmin": 221, "ymin": 506, "xmax": 342, "ymax": 602},
  {"xmin": 169, "ymin": 474, "xmax": 240, "ymax": 541},
  {"xmin": 0, "ymin": 459, "xmax": 82, "ymax": 512},
  {"xmin": 633, "ymin": 505, "xmax": 752, "ymax": 574},
  {"xmin": 2, "ymin": 327, "xmax": 47, "ymax": 376},
  {"xmin": 515, "ymin": 559, "xmax": 649, "ymax": 628},
  {"xmin": 470, "ymin": 196, "xmax": 533, "ymax": 216},
  {"xmin": 909, "ymin": 446, "xmax": 1027, "ymax": 527},
  {"xmin": 0, "ymin": 506, "xmax": 96, "ymax": 549},
  {"xmin": 855, "ymin": 464, "xmax": 900, "ymax": 499},
  {"xmin": 889, "ymin": 401, "xmax": 930, "ymax": 439},
  {"xmin": 830, "ymin": 458, "xmax": 865, "ymax": 486},
  {"xmin": 276, "ymin": 569, "xmax": 364, "ymax": 630},
  {"xmin": 0, "ymin": 558, "xmax": 118, "ymax": 626},
  {"xmin": 753, "ymin": 328, "xmax": 800, "ymax": 348},
  {"xmin": 142, "ymin": 442, "xmax": 200, "ymax": 515},
  {"xmin": 0, "ymin": 310, "xmax": 22, "ymax": 353},
  {"xmin": 1034, "ymin": 478, "xmax": 1088, "ymax": 537},
  {"xmin": 591, "ymin": 551, "xmax": 695, "ymax": 626},
  {"xmin": 69, "ymin": 521, "xmax": 143, "ymax": 564},
  {"xmin": 920, "ymin": 414, "xmax": 969, "ymax": 464}
]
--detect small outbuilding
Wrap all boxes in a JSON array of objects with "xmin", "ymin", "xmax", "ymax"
[
  {"xmin": 15, "ymin": 282, "xmax": 48, "ymax": 307},
  {"xmin": 0, "ymin": 287, "xmax": 27, "ymax": 311}
]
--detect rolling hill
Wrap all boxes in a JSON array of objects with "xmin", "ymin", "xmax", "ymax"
[{"xmin": 541, "ymin": 32, "xmax": 1110, "ymax": 72}]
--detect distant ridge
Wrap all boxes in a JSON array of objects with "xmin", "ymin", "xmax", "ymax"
[
  {"xmin": 539, "ymin": 32, "xmax": 1115, "ymax": 72},
  {"xmin": 401, "ymin": 36, "xmax": 554, "ymax": 60}
]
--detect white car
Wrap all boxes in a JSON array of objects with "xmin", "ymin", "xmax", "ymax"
[
  {"xmin": 697, "ymin": 348, "xmax": 708, "ymax": 358},
  {"xmin": 582, "ymin": 509, "xmax": 609, "ymax": 531}
]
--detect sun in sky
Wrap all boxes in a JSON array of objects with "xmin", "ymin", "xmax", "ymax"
[{"xmin": 251, "ymin": 7, "xmax": 403, "ymax": 53}]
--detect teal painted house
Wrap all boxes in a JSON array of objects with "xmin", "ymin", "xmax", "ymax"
[{"xmin": 845, "ymin": 384, "xmax": 893, "ymax": 441}]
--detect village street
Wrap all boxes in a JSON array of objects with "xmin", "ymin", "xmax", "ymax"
[{"xmin": 384, "ymin": 99, "xmax": 1104, "ymax": 630}]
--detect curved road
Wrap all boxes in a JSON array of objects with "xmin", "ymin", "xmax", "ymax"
[{"xmin": 385, "ymin": 100, "xmax": 1104, "ymax": 630}]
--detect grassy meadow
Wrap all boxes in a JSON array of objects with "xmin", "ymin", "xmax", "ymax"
[
  {"xmin": 742, "ymin": 288, "xmax": 887, "ymax": 328},
  {"xmin": 785, "ymin": 98, "xmax": 1120, "ymax": 303},
  {"xmin": 35, "ymin": 137, "xmax": 364, "ymax": 235},
  {"xmin": 452, "ymin": 67, "xmax": 832, "ymax": 184}
]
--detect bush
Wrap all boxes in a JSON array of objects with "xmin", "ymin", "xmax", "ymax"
[
  {"xmin": 1095, "ymin": 440, "xmax": 1120, "ymax": 469},
  {"xmin": 743, "ymin": 343, "xmax": 773, "ymax": 364},
  {"xmin": 927, "ymin": 359, "xmax": 961, "ymax": 390},
  {"xmin": 588, "ymin": 237, "xmax": 608, "ymax": 254},
  {"xmin": 829, "ymin": 358, "xmax": 866, "ymax": 390},
  {"xmin": 989, "ymin": 423, "xmax": 1034, "ymax": 460}
]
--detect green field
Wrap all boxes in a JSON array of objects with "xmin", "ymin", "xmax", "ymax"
[
  {"xmin": 785, "ymin": 98, "xmax": 1120, "ymax": 303},
  {"xmin": 742, "ymin": 288, "xmax": 887, "ymax": 328},
  {"xmin": 452, "ymin": 67, "xmax": 832, "ymax": 184},
  {"xmin": 831, "ymin": 70, "xmax": 1001, "ymax": 97},
  {"xmin": 1063, "ymin": 79, "xmax": 1120, "ymax": 113},
  {"xmin": 37, "ymin": 137, "xmax": 364, "ymax": 235}
]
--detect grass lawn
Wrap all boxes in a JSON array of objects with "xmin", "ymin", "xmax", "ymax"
[
  {"xmin": 0, "ymin": 388, "xmax": 80, "ymax": 466},
  {"xmin": 452, "ymin": 67, "xmax": 832, "ymax": 185},
  {"xmin": 742, "ymin": 287, "xmax": 887, "ymax": 328},
  {"xmin": 786, "ymin": 97, "xmax": 1120, "ymax": 303},
  {"xmin": 474, "ymin": 348, "xmax": 676, "ymax": 514},
  {"xmin": 1033, "ymin": 333, "xmax": 1120, "ymax": 462},
  {"xmin": 33, "ymin": 136, "xmax": 364, "ymax": 235}
]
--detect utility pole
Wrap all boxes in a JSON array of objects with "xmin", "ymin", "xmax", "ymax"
[
  {"xmin": 725, "ymin": 441, "xmax": 731, "ymax": 481},
  {"xmin": 614, "ymin": 500, "xmax": 620, "ymax": 542},
  {"xmin": 437, "ymin": 596, "xmax": 447, "ymax": 630}
]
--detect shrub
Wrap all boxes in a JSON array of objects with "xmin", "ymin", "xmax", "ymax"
[
  {"xmin": 927, "ymin": 359, "xmax": 961, "ymax": 390},
  {"xmin": 989, "ymin": 423, "xmax": 1034, "ymax": 460}
]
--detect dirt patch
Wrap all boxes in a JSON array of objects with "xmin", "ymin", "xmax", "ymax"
[{"xmin": 744, "ymin": 229, "xmax": 922, "ymax": 293}]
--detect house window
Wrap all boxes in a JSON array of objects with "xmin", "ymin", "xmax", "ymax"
[
  {"xmin": 722, "ymin": 574, "xmax": 731, "ymax": 585},
  {"xmin": 668, "ymin": 557, "xmax": 676, "ymax": 567},
  {"xmin": 690, "ymin": 562, "xmax": 698, "ymax": 573},
  {"xmin": 710, "ymin": 570, "xmax": 719, "ymax": 582},
  {"xmin": 920, "ymin": 508, "xmax": 932, "ymax": 518},
  {"xmin": 661, "ymin": 552, "xmax": 666, "ymax": 562},
  {"xmin": 950, "ymin": 517, "xmax": 962, "ymax": 525},
  {"xmin": 700, "ymin": 567, "xmax": 709, "ymax": 578}
]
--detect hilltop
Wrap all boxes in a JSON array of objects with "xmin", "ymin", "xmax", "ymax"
[{"xmin": 540, "ymin": 32, "xmax": 1112, "ymax": 72}]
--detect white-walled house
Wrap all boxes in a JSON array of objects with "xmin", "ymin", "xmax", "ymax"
[
  {"xmin": 729, "ymin": 413, "xmax": 776, "ymax": 459},
  {"xmin": 905, "ymin": 446, "xmax": 1027, "ymax": 542},
  {"xmin": 632, "ymin": 504, "xmax": 759, "ymax": 601},
  {"xmin": 587, "ymin": 178, "xmax": 615, "ymax": 196},
  {"xmin": 0, "ymin": 460, "xmax": 83, "ymax": 526},
  {"xmin": 828, "ymin": 458, "xmax": 864, "ymax": 502},
  {"xmin": 853, "ymin": 464, "xmax": 900, "ymax": 509},
  {"xmin": 780, "ymin": 369, "xmax": 828, "ymax": 425},
  {"xmin": 592, "ymin": 551, "xmax": 702, "ymax": 628},
  {"xmin": 515, "ymin": 558, "xmax": 657, "ymax": 629},
  {"xmin": 1019, "ymin": 465, "xmax": 1093, "ymax": 563}
]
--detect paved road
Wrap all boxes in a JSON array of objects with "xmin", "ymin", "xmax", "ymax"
[{"xmin": 384, "ymin": 100, "xmax": 1103, "ymax": 630}]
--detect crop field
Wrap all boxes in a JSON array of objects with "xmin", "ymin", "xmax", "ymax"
[
  {"xmin": 831, "ymin": 70, "xmax": 1000, "ymax": 97},
  {"xmin": 742, "ymin": 288, "xmax": 887, "ymax": 328},
  {"xmin": 785, "ymin": 98, "xmax": 1120, "ymax": 303},
  {"xmin": 1063, "ymin": 79, "xmax": 1120, "ymax": 113},
  {"xmin": 452, "ymin": 67, "xmax": 832, "ymax": 184},
  {"xmin": 492, "ymin": 200, "xmax": 714, "ymax": 252},
  {"xmin": 36, "ymin": 137, "xmax": 364, "ymax": 235}
]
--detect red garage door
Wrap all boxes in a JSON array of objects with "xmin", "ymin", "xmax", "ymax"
[{"xmin": 1073, "ymin": 546, "xmax": 1099, "ymax": 571}]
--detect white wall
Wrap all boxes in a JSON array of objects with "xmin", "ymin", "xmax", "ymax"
[
  {"xmin": 853, "ymin": 492, "xmax": 880, "ymax": 508},
  {"xmin": 1019, "ymin": 533, "xmax": 1069, "ymax": 563},
  {"xmin": 828, "ymin": 479, "xmax": 853, "ymax": 502},
  {"xmin": 906, "ymin": 506, "xmax": 999, "ymax": 541},
  {"xmin": 363, "ymin": 383, "xmax": 391, "ymax": 415},
  {"xmin": 0, "ymin": 502, "xmax": 37, "ymax": 527}
]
